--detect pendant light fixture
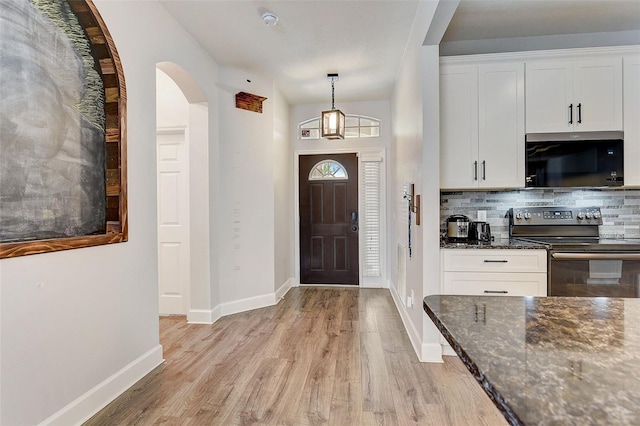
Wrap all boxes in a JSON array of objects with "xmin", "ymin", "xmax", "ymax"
[{"xmin": 321, "ymin": 73, "xmax": 345, "ymax": 140}]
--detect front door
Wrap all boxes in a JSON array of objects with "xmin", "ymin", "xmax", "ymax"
[{"xmin": 299, "ymin": 154, "xmax": 359, "ymax": 285}]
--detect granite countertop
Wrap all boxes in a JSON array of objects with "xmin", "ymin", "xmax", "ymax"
[
  {"xmin": 423, "ymin": 295, "xmax": 640, "ymax": 425},
  {"xmin": 440, "ymin": 238, "xmax": 548, "ymax": 250}
]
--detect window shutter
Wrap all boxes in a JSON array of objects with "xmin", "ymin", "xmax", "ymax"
[{"xmin": 362, "ymin": 160, "xmax": 381, "ymax": 277}]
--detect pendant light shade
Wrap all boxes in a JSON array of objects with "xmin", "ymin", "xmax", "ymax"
[
  {"xmin": 321, "ymin": 74, "xmax": 345, "ymax": 140},
  {"xmin": 321, "ymin": 109, "xmax": 345, "ymax": 140}
]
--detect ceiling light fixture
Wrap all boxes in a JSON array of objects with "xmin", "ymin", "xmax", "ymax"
[
  {"xmin": 321, "ymin": 73, "xmax": 345, "ymax": 140},
  {"xmin": 261, "ymin": 11, "xmax": 278, "ymax": 27}
]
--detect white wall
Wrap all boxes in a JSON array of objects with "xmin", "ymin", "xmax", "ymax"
[
  {"xmin": 0, "ymin": 1, "xmax": 191, "ymax": 422},
  {"xmin": 216, "ymin": 66, "xmax": 279, "ymax": 311},
  {"xmin": 389, "ymin": 2, "xmax": 442, "ymax": 362},
  {"xmin": 420, "ymin": 45, "xmax": 445, "ymax": 360},
  {"xmin": 0, "ymin": 0, "xmax": 292, "ymax": 423},
  {"xmin": 273, "ymin": 86, "xmax": 293, "ymax": 295},
  {"xmin": 189, "ymin": 101, "xmax": 214, "ymax": 317},
  {"xmin": 156, "ymin": 68, "xmax": 189, "ymax": 128}
]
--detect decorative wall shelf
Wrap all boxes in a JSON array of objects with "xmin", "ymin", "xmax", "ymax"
[{"xmin": 235, "ymin": 91, "xmax": 267, "ymax": 114}]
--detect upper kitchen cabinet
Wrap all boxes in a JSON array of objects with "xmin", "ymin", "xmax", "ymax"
[
  {"xmin": 525, "ymin": 58, "xmax": 623, "ymax": 133},
  {"xmin": 624, "ymin": 54, "xmax": 640, "ymax": 186},
  {"xmin": 440, "ymin": 61, "xmax": 525, "ymax": 190}
]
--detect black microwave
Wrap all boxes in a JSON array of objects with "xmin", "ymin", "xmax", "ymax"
[{"xmin": 525, "ymin": 131, "xmax": 624, "ymax": 188}]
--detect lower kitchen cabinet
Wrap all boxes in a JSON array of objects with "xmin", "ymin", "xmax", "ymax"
[
  {"xmin": 443, "ymin": 249, "xmax": 547, "ymax": 275},
  {"xmin": 440, "ymin": 249, "xmax": 547, "ymax": 355},
  {"xmin": 443, "ymin": 272, "xmax": 545, "ymax": 296},
  {"xmin": 442, "ymin": 249, "xmax": 547, "ymax": 296}
]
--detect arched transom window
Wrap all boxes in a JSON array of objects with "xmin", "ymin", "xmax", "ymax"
[
  {"xmin": 299, "ymin": 115, "xmax": 380, "ymax": 140},
  {"xmin": 308, "ymin": 160, "xmax": 349, "ymax": 180}
]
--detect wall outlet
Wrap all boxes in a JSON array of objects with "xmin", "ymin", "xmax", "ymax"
[
  {"xmin": 406, "ymin": 289, "xmax": 415, "ymax": 308},
  {"xmin": 477, "ymin": 210, "xmax": 487, "ymax": 221}
]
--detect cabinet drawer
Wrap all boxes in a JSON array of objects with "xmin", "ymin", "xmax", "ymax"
[
  {"xmin": 442, "ymin": 249, "xmax": 547, "ymax": 273},
  {"xmin": 443, "ymin": 272, "xmax": 547, "ymax": 296}
]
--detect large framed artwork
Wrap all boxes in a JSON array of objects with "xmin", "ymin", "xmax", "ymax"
[{"xmin": 0, "ymin": 0, "xmax": 127, "ymax": 258}]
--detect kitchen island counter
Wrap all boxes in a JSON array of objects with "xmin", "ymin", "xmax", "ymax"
[{"xmin": 423, "ymin": 295, "xmax": 640, "ymax": 425}]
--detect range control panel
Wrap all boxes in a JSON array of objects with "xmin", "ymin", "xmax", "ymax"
[{"xmin": 510, "ymin": 206, "xmax": 603, "ymax": 225}]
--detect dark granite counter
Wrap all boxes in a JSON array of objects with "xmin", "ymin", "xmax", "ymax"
[
  {"xmin": 423, "ymin": 295, "xmax": 640, "ymax": 425},
  {"xmin": 440, "ymin": 238, "xmax": 548, "ymax": 250}
]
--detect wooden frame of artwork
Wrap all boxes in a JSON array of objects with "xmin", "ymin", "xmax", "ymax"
[{"xmin": 0, "ymin": 0, "xmax": 127, "ymax": 259}]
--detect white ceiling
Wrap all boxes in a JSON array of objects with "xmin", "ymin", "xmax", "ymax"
[
  {"xmin": 159, "ymin": 0, "xmax": 640, "ymax": 106},
  {"xmin": 159, "ymin": 0, "xmax": 421, "ymax": 105}
]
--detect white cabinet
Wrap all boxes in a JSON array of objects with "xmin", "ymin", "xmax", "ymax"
[
  {"xmin": 440, "ymin": 65, "xmax": 476, "ymax": 189},
  {"xmin": 443, "ymin": 273, "xmax": 544, "ymax": 296},
  {"xmin": 624, "ymin": 54, "xmax": 640, "ymax": 186},
  {"xmin": 525, "ymin": 58, "xmax": 623, "ymax": 133},
  {"xmin": 441, "ymin": 249, "xmax": 547, "ymax": 297},
  {"xmin": 440, "ymin": 249, "xmax": 547, "ymax": 356},
  {"xmin": 440, "ymin": 62, "xmax": 525, "ymax": 190}
]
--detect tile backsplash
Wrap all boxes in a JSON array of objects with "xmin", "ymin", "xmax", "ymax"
[{"xmin": 441, "ymin": 188, "xmax": 640, "ymax": 240}]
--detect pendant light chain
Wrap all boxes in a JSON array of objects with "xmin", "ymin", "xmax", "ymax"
[{"xmin": 331, "ymin": 79, "xmax": 336, "ymax": 110}]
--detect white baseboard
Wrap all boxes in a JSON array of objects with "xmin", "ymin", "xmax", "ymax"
[
  {"xmin": 187, "ymin": 307, "xmax": 221, "ymax": 324},
  {"xmin": 421, "ymin": 343, "xmax": 444, "ymax": 363},
  {"xmin": 389, "ymin": 286, "xmax": 420, "ymax": 356},
  {"xmin": 220, "ymin": 292, "xmax": 276, "ymax": 316},
  {"xmin": 389, "ymin": 286, "xmax": 443, "ymax": 363},
  {"xmin": 40, "ymin": 345, "xmax": 163, "ymax": 426},
  {"xmin": 360, "ymin": 276, "xmax": 388, "ymax": 288},
  {"xmin": 442, "ymin": 344, "xmax": 457, "ymax": 357},
  {"xmin": 220, "ymin": 284, "xmax": 293, "ymax": 316},
  {"xmin": 276, "ymin": 278, "xmax": 294, "ymax": 301},
  {"xmin": 188, "ymin": 279, "xmax": 294, "ymax": 325}
]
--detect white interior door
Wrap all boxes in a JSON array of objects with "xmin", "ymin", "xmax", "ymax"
[{"xmin": 157, "ymin": 129, "xmax": 190, "ymax": 315}]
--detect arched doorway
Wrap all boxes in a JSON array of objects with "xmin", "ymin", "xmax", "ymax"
[{"xmin": 155, "ymin": 62, "xmax": 210, "ymax": 318}]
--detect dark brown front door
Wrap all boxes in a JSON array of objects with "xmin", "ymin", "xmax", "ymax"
[{"xmin": 299, "ymin": 154, "xmax": 359, "ymax": 285}]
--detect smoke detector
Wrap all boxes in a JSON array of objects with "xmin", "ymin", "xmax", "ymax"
[{"xmin": 262, "ymin": 12, "xmax": 278, "ymax": 27}]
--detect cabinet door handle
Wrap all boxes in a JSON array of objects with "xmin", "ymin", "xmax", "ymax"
[
  {"xmin": 568, "ymin": 360, "xmax": 583, "ymax": 380},
  {"xmin": 484, "ymin": 260, "xmax": 508, "ymax": 263},
  {"xmin": 482, "ymin": 160, "xmax": 486, "ymax": 181},
  {"xmin": 473, "ymin": 161, "xmax": 478, "ymax": 181},
  {"xmin": 577, "ymin": 103, "xmax": 582, "ymax": 124},
  {"xmin": 569, "ymin": 103, "xmax": 573, "ymax": 124},
  {"xmin": 484, "ymin": 290, "xmax": 508, "ymax": 294},
  {"xmin": 474, "ymin": 303, "xmax": 486, "ymax": 323}
]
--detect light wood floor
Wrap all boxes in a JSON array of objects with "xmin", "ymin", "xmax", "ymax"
[{"xmin": 85, "ymin": 287, "xmax": 507, "ymax": 425}]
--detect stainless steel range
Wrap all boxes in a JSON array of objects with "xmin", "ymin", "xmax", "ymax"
[{"xmin": 509, "ymin": 206, "xmax": 640, "ymax": 298}]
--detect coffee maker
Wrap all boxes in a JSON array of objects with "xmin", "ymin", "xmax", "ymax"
[{"xmin": 468, "ymin": 221, "xmax": 492, "ymax": 243}]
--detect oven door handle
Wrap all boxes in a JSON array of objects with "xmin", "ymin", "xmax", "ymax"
[{"xmin": 551, "ymin": 252, "xmax": 640, "ymax": 260}]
